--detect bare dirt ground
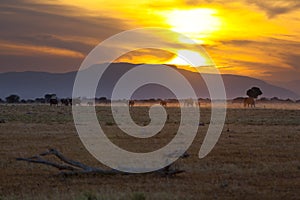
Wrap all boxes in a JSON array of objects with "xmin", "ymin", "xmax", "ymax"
[{"xmin": 0, "ymin": 103, "xmax": 299, "ymax": 199}]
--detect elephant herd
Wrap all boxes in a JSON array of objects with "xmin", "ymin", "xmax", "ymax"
[
  {"xmin": 49, "ymin": 97, "xmax": 257, "ymax": 108},
  {"xmin": 49, "ymin": 98, "xmax": 81, "ymax": 106},
  {"xmin": 128, "ymin": 99, "xmax": 200, "ymax": 108}
]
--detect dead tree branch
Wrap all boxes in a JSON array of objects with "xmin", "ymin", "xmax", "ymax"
[{"xmin": 16, "ymin": 148, "xmax": 186, "ymax": 177}]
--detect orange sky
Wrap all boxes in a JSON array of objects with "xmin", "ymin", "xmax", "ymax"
[{"xmin": 0, "ymin": 0, "xmax": 300, "ymax": 81}]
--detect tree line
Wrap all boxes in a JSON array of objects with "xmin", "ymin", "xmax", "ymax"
[
  {"xmin": 0, "ymin": 94, "xmax": 70, "ymax": 104},
  {"xmin": 0, "ymin": 94, "xmax": 113, "ymax": 105}
]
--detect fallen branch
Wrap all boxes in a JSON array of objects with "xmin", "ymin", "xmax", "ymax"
[
  {"xmin": 16, "ymin": 156, "xmax": 76, "ymax": 171},
  {"xmin": 16, "ymin": 148, "xmax": 186, "ymax": 177}
]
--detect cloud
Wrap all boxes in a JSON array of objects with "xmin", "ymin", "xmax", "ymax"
[
  {"xmin": 0, "ymin": 54, "xmax": 83, "ymax": 72},
  {"xmin": 284, "ymin": 53, "xmax": 300, "ymax": 71},
  {"xmin": 245, "ymin": 0, "xmax": 300, "ymax": 18},
  {"xmin": 0, "ymin": 0, "xmax": 127, "ymax": 71},
  {"xmin": 184, "ymin": 0, "xmax": 300, "ymax": 17},
  {"xmin": 0, "ymin": 41, "xmax": 85, "ymax": 58},
  {"xmin": 203, "ymin": 36, "xmax": 300, "ymax": 81},
  {"xmin": 115, "ymin": 48, "xmax": 175, "ymax": 63}
]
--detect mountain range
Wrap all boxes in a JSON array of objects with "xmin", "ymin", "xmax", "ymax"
[
  {"xmin": 0, "ymin": 63, "xmax": 298, "ymax": 100},
  {"xmin": 270, "ymin": 80, "xmax": 300, "ymax": 98}
]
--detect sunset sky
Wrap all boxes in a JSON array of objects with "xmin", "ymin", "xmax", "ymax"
[{"xmin": 1, "ymin": 0, "xmax": 300, "ymax": 81}]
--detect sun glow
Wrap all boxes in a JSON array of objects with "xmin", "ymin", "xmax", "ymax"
[
  {"xmin": 167, "ymin": 50, "xmax": 212, "ymax": 67},
  {"xmin": 162, "ymin": 8, "xmax": 221, "ymax": 42}
]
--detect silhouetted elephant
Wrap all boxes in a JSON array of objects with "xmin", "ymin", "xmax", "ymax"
[
  {"xmin": 160, "ymin": 100, "xmax": 167, "ymax": 107},
  {"xmin": 129, "ymin": 100, "xmax": 135, "ymax": 107},
  {"xmin": 184, "ymin": 98, "xmax": 195, "ymax": 107},
  {"xmin": 72, "ymin": 98, "xmax": 81, "ymax": 106},
  {"xmin": 244, "ymin": 97, "xmax": 255, "ymax": 108},
  {"xmin": 61, "ymin": 98, "xmax": 72, "ymax": 106},
  {"xmin": 50, "ymin": 98, "xmax": 58, "ymax": 106}
]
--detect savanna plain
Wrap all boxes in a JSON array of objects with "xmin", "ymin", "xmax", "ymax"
[{"xmin": 0, "ymin": 103, "xmax": 299, "ymax": 199}]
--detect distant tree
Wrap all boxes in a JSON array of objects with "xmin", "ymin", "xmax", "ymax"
[
  {"xmin": 98, "ymin": 97, "xmax": 107, "ymax": 101},
  {"xmin": 44, "ymin": 94, "xmax": 56, "ymax": 103},
  {"xmin": 258, "ymin": 97, "xmax": 269, "ymax": 102},
  {"xmin": 270, "ymin": 97, "xmax": 280, "ymax": 102},
  {"xmin": 20, "ymin": 99, "xmax": 27, "ymax": 104},
  {"xmin": 5, "ymin": 94, "xmax": 20, "ymax": 103},
  {"xmin": 246, "ymin": 87, "xmax": 263, "ymax": 98},
  {"xmin": 284, "ymin": 98, "xmax": 294, "ymax": 103},
  {"xmin": 232, "ymin": 97, "xmax": 245, "ymax": 103},
  {"xmin": 27, "ymin": 99, "xmax": 35, "ymax": 104},
  {"xmin": 35, "ymin": 98, "xmax": 46, "ymax": 104},
  {"xmin": 0, "ymin": 98, "xmax": 4, "ymax": 103},
  {"xmin": 97, "ymin": 97, "xmax": 111, "ymax": 104}
]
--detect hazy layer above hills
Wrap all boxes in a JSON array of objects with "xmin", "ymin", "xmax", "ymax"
[
  {"xmin": 0, "ymin": 63, "xmax": 298, "ymax": 100},
  {"xmin": 269, "ymin": 80, "xmax": 300, "ymax": 97}
]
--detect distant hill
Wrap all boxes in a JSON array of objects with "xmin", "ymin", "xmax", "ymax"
[
  {"xmin": 269, "ymin": 80, "xmax": 300, "ymax": 97},
  {"xmin": 0, "ymin": 63, "xmax": 298, "ymax": 100}
]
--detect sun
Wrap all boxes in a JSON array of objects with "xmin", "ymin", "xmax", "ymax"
[{"xmin": 162, "ymin": 8, "xmax": 221, "ymax": 41}]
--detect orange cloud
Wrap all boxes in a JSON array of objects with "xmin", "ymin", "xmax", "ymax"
[
  {"xmin": 0, "ymin": 41, "xmax": 85, "ymax": 58},
  {"xmin": 114, "ymin": 48, "xmax": 174, "ymax": 64}
]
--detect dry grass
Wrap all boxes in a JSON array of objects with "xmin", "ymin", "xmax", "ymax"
[{"xmin": 0, "ymin": 104, "xmax": 299, "ymax": 199}]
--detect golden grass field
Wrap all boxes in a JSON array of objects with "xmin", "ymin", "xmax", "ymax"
[{"xmin": 0, "ymin": 103, "xmax": 299, "ymax": 199}]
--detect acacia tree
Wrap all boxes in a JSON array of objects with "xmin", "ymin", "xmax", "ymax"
[
  {"xmin": 246, "ymin": 87, "xmax": 263, "ymax": 99},
  {"xmin": 5, "ymin": 94, "xmax": 20, "ymax": 103}
]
